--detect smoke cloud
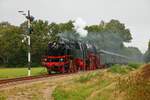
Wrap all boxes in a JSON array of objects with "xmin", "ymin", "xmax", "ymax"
[{"xmin": 73, "ymin": 18, "xmax": 88, "ymax": 37}]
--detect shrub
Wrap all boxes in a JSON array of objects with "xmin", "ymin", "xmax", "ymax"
[
  {"xmin": 109, "ymin": 64, "xmax": 132, "ymax": 74},
  {"xmin": 128, "ymin": 63, "xmax": 141, "ymax": 69},
  {"xmin": 116, "ymin": 72, "xmax": 150, "ymax": 100}
]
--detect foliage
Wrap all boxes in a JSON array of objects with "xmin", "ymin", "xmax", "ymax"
[
  {"xmin": 85, "ymin": 25, "xmax": 104, "ymax": 33},
  {"xmin": 108, "ymin": 64, "xmax": 134, "ymax": 74},
  {"xmin": 0, "ymin": 22, "xmax": 24, "ymax": 66},
  {"xmin": 148, "ymin": 40, "xmax": 150, "ymax": 51},
  {"xmin": 144, "ymin": 51, "xmax": 150, "ymax": 63},
  {"xmin": 86, "ymin": 19, "xmax": 132, "ymax": 42},
  {"xmin": 121, "ymin": 47, "xmax": 143, "ymax": 62},
  {"xmin": 128, "ymin": 63, "xmax": 141, "ymax": 69},
  {"xmin": 105, "ymin": 19, "xmax": 132, "ymax": 42},
  {"xmin": 144, "ymin": 40, "xmax": 150, "ymax": 63}
]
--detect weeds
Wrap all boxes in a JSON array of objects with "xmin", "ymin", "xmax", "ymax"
[
  {"xmin": 74, "ymin": 72, "xmax": 100, "ymax": 83},
  {"xmin": 116, "ymin": 71, "xmax": 150, "ymax": 100}
]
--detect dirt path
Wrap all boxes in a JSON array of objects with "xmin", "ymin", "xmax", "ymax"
[
  {"xmin": 0, "ymin": 74, "xmax": 72, "ymax": 100},
  {"xmin": 42, "ymin": 84, "xmax": 56, "ymax": 100}
]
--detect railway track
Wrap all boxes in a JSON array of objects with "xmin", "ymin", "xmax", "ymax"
[
  {"xmin": 0, "ymin": 73, "xmax": 71, "ymax": 88},
  {"xmin": 0, "ymin": 69, "xmax": 102, "ymax": 89},
  {"xmin": 0, "ymin": 74, "xmax": 49, "ymax": 84}
]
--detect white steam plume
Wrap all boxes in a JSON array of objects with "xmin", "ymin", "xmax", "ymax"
[{"xmin": 73, "ymin": 18, "xmax": 88, "ymax": 37}]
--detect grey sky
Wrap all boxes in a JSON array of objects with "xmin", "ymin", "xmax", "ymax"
[{"xmin": 0, "ymin": 0, "xmax": 150, "ymax": 53}]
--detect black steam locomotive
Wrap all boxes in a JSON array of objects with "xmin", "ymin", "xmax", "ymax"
[{"xmin": 42, "ymin": 38, "xmax": 129, "ymax": 74}]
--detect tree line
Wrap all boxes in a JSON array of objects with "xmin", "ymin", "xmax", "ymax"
[
  {"xmin": 0, "ymin": 19, "xmax": 148, "ymax": 67},
  {"xmin": 144, "ymin": 40, "xmax": 150, "ymax": 62}
]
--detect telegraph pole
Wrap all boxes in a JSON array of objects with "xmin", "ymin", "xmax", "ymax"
[{"xmin": 18, "ymin": 10, "xmax": 34, "ymax": 76}]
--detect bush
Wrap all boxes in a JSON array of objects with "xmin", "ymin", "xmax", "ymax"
[
  {"xmin": 109, "ymin": 64, "xmax": 133, "ymax": 74},
  {"xmin": 128, "ymin": 63, "xmax": 141, "ymax": 69}
]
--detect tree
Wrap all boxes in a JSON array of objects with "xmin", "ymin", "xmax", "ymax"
[
  {"xmin": 58, "ymin": 20, "xmax": 74, "ymax": 32},
  {"xmin": 85, "ymin": 19, "xmax": 132, "ymax": 42},
  {"xmin": 148, "ymin": 40, "xmax": 150, "ymax": 51},
  {"xmin": 0, "ymin": 22, "xmax": 24, "ymax": 66},
  {"xmin": 85, "ymin": 25, "xmax": 103, "ymax": 32},
  {"xmin": 105, "ymin": 19, "xmax": 132, "ymax": 42},
  {"xmin": 85, "ymin": 21, "xmax": 105, "ymax": 32},
  {"xmin": 121, "ymin": 47, "xmax": 143, "ymax": 62},
  {"xmin": 144, "ymin": 40, "xmax": 150, "ymax": 63}
]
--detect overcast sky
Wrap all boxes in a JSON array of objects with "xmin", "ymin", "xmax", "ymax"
[{"xmin": 0, "ymin": 0, "xmax": 150, "ymax": 53}]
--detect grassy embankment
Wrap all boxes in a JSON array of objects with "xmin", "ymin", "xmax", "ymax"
[
  {"xmin": 0, "ymin": 63, "xmax": 149, "ymax": 100},
  {"xmin": 0, "ymin": 67, "xmax": 47, "ymax": 79},
  {"xmin": 53, "ymin": 63, "xmax": 150, "ymax": 100}
]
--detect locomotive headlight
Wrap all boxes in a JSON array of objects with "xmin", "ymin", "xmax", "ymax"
[
  {"xmin": 60, "ymin": 58, "xmax": 64, "ymax": 62},
  {"xmin": 44, "ymin": 58, "xmax": 47, "ymax": 61}
]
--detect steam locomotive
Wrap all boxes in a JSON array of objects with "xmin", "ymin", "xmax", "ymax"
[{"xmin": 41, "ymin": 38, "xmax": 129, "ymax": 74}]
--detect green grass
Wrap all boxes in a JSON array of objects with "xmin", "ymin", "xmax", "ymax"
[
  {"xmin": 52, "ymin": 64, "xmax": 145, "ymax": 100},
  {"xmin": 52, "ymin": 71, "xmax": 113, "ymax": 100},
  {"xmin": 53, "ymin": 83, "xmax": 96, "ymax": 100},
  {"xmin": 0, "ymin": 67, "xmax": 47, "ymax": 79}
]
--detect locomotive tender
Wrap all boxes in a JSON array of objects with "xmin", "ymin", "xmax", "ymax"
[{"xmin": 42, "ymin": 38, "xmax": 129, "ymax": 74}]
